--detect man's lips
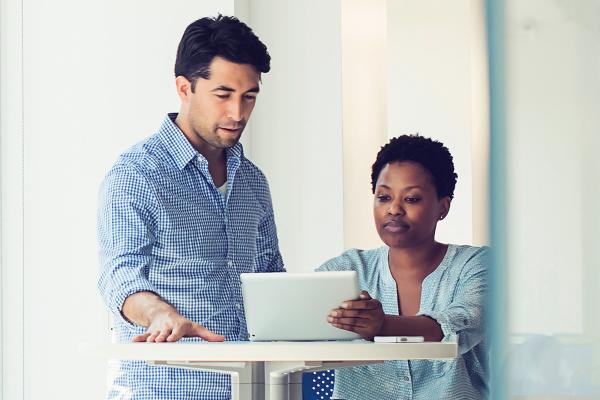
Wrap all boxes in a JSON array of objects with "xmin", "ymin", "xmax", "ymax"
[
  {"xmin": 219, "ymin": 126, "xmax": 243, "ymax": 134},
  {"xmin": 383, "ymin": 219, "xmax": 409, "ymax": 233}
]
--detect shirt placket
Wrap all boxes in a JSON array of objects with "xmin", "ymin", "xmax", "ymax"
[
  {"xmin": 381, "ymin": 249, "xmax": 414, "ymax": 399},
  {"xmin": 222, "ymin": 154, "xmax": 247, "ymax": 338},
  {"xmin": 193, "ymin": 156, "xmax": 246, "ymax": 337}
]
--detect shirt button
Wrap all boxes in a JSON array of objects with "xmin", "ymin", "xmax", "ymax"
[{"xmin": 403, "ymin": 375, "xmax": 410, "ymax": 382}]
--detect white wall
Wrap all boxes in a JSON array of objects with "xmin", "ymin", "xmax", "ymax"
[
  {"xmin": 1, "ymin": 0, "xmax": 25, "ymax": 398},
  {"xmin": 340, "ymin": 0, "xmax": 389, "ymax": 250},
  {"xmin": 386, "ymin": 0, "xmax": 489, "ymax": 246},
  {"xmin": 247, "ymin": 0, "xmax": 345, "ymax": 272},
  {"xmin": 1, "ymin": 1, "xmax": 233, "ymax": 399}
]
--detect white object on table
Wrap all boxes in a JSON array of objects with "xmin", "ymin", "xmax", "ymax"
[{"xmin": 374, "ymin": 336, "xmax": 425, "ymax": 343}]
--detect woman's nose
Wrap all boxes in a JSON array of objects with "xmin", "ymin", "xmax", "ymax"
[{"xmin": 387, "ymin": 202, "xmax": 405, "ymax": 216}]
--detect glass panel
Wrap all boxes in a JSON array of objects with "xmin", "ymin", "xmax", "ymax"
[{"xmin": 488, "ymin": 1, "xmax": 600, "ymax": 398}]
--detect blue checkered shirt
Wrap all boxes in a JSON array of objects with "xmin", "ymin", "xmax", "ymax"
[
  {"xmin": 317, "ymin": 244, "xmax": 488, "ymax": 400},
  {"xmin": 97, "ymin": 114, "xmax": 284, "ymax": 400}
]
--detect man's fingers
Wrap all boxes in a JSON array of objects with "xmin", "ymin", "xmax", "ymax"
[
  {"xmin": 132, "ymin": 332, "xmax": 151, "ymax": 342},
  {"xmin": 155, "ymin": 329, "xmax": 172, "ymax": 343},
  {"xmin": 166, "ymin": 325, "xmax": 187, "ymax": 342},
  {"xmin": 146, "ymin": 330, "xmax": 161, "ymax": 342},
  {"xmin": 191, "ymin": 324, "xmax": 225, "ymax": 342}
]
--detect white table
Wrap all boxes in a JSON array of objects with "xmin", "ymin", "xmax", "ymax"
[{"xmin": 106, "ymin": 341, "xmax": 458, "ymax": 400}]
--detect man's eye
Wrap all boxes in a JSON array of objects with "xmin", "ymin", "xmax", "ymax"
[
  {"xmin": 244, "ymin": 95, "xmax": 257, "ymax": 101},
  {"xmin": 215, "ymin": 94, "xmax": 230, "ymax": 99}
]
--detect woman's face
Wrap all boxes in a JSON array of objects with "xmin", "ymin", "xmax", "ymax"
[{"xmin": 373, "ymin": 161, "xmax": 451, "ymax": 249}]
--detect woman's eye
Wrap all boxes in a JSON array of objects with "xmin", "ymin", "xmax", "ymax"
[
  {"xmin": 377, "ymin": 195, "xmax": 390, "ymax": 202},
  {"xmin": 405, "ymin": 197, "xmax": 421, "ymax": 203}
]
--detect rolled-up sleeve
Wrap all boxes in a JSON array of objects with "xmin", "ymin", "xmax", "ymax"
[
  {"xmin": 97, "ymin": 163, "xmax": 159, "ymax": 329},
  {"xmin": 419, "ymin": 249, "xmax": 488, "ymax": 354}
]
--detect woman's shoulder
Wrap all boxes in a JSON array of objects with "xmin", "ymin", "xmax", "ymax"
[
  {"xmin": 315, "ymin": 247, "xmax": 387, "ymax": 272},
  {"xmin": 450, "ymin": 244, "xmax": 490, "ymax": 260},
  {"xmin": 446, "ymin": 244, "xmax": 490, "ymax": 277}
]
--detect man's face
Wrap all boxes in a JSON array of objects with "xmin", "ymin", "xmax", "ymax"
[{"xmin": 179, "ymin": 56, "xmax": 260, "ymax": 151}]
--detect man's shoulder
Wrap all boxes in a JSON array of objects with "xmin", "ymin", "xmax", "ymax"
[
  {"xmin": 236, "ymin": 157, "xmax": 272, "ymax": 199},
  {"xmin": 116, "ymin": 133, "xmax": 170, "ymax": 172},
  {"xmin": 238, "ymin": 157, "xmax": 267, "ymax": 182},
  {"xmin": 101, "ymin": 133, "xmax": 174, "ymax": 196},
  {"xmin": 106, "ymin": 132, "xmax": 181, "ymax": 185}
]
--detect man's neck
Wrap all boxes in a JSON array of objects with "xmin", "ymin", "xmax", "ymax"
[{"xmin": 174, "ymin": 114, "xmax": 226, "ymax": 163}]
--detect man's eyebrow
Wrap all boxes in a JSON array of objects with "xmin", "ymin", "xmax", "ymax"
[
  {"xmin": 211, "ymin": 85, "xmax": 235, "ymax": 92},
  {"xmin": 211, "ymin": 85, "xmax": 260, "ymax": 94}
]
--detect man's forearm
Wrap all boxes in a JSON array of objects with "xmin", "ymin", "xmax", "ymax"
[
  {"xmin": 122, "ymin": 291, "xmax": 177, "ymax": 327},
  {"xmin": 379, "ymin": 315, "xmax": 444, "ymax": 342}
]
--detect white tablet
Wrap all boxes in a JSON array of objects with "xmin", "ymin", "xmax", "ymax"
[{"xmin": 240, "ymin": 271, "xmax": 362, "ymax": 341}]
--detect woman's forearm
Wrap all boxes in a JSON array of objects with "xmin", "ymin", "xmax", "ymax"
[{"xmin": 379, "ymin": 315, "xmax": 444, "ymax": 342}]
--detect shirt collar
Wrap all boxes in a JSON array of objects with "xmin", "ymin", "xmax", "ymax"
[{"xmin": 158, "ymin": 113, "xmax": 244, "ymax": 170}]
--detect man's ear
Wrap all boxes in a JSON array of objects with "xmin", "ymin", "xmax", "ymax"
[{"xmin": 175, "ymin": 76, "xmax": 192, "ymax": 101}]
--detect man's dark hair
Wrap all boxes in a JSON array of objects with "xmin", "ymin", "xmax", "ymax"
[
  {"xmin": 371, "ymin": 134, "xmax": 458, "ymax": 198},
  {"xmin": 174, "ymin": 15, "xmax": 271, "ymax": 91}
]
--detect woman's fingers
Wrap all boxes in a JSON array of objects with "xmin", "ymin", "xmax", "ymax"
[{"xmin": 341, "ymin": 299, "xmax": 381, "ymax": 310}]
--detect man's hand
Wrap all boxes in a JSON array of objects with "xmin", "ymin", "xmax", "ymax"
[
  {"xmin": 132, "ymin": 308, "xmax": 225, "ymax": 342},
  {"xmin": 123, "ymin": 291, "xmax": 225, "ymax": 343},
  {"xmin": 327, "ymin": 291, "xmax": 385, "ymax": 341}
]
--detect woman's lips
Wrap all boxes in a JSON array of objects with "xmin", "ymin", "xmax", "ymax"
[{"xmin": 383, "ymin": 220, "xmax": 409, "ymax": 233}]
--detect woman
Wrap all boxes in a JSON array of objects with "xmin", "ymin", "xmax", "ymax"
[{"xmin": 318, "ymin": 135, "xmax": 488, "ymax": 399}]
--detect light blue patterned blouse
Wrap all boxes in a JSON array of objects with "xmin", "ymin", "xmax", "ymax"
[
  {"xmin": 97, "ymin": 114, "xmax": 284, "ymax": 400},
  {"xmin": 317, "ymin": 244, "xmax": 488, "ymax": 400}
]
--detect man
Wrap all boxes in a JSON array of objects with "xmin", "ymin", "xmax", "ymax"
[{"xmin": 97, "ymin": 15, "xmax": 284, "ymax": 400}]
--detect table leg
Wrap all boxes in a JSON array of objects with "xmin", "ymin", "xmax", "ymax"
[
  {"xmin": 149, "ymin": 360, "xmax": 264, "ymax": 400},
  {"xmin": 288, "ymin": 372, "xmax": 303, "ymax": 400}
]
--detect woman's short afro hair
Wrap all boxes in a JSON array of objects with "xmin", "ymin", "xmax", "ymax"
[{"xmin": 371, "ymin": 134, "xmax": 457, "ymax": 198}]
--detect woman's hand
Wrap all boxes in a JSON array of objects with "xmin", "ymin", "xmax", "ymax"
[{"xmin": 327, "ymin": 291, "xmax": 385, "ymax": 341}]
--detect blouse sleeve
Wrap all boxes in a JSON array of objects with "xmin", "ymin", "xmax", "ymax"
[{"xmin": 419, "ymin": 247, "xmax": 488, "ymax": 355}]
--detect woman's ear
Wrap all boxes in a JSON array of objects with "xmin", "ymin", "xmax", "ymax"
[{"xmin": 438, "ymin": 197, "xmax": 451, "ymax": 220}]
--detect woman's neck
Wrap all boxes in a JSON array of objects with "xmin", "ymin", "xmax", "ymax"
[{"xmin": 388, "ymin": 241, "xmax": 448, "ymax": 278}]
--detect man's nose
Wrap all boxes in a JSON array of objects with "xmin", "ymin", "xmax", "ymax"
[{"xmin": 227, "ymin": 99, "xmax": 243, "ymax": 122}]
